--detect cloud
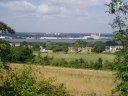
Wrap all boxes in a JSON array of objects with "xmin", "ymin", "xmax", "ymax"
[
  {"xmin": 0, "ymin": 0, "xmax": 108, "ymax": 18},
  {"xmin": 0, "ymin": 1, "xmax": 36, "ymax": 11},
  {"xmin": 0, "ymin": 0, "xmax": 31, "ymax": 2},
  {"xmin": 0, "ymin": 0, "xmax": 112, "ymax": 33},
  {"xmin": 37, "ymin": 4, "xmax": 61, "ymax": 16},
  {"xmin": 36, "ymin": 0, "xmax": 99, "ymax": 18}
]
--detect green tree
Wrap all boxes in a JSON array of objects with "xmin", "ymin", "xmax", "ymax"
[
  {"xmin": 0, "ymin": 22, "xmax": 15, "ymax": 63},
  {"xmin": 105, "ymin": 40, "xmax": 117, "ymax": 46},
  {"xmin": 107, "ymin": 0, "xmax": 128, "ymax": 95},
  {"xmin": 0, "ymin": 22, "xmax": 15, "ymax": 34},
  {"xmin": 0, "ymin": 39, "xmax": 10, "ymax": 46},
  {"xmin": 32, "ymin": 43, "xmax": 41, "ymax": 51},
  {"xmin": 35, "ymin": 52, "xmax": 44, "ymax": 65},
  {"xmin": 75, "ymin": 40, "xmax": 87, "ymax": 47},
  {"xmin": 0, "ymin": 44, "xmax": 12, "ymax": 62},
  {"xmin": 11, "ymin": 46, "xmax": 34, "ymax": 63},
  {"xmin": 92, "ymin": 58, "xmax": 103, "ymax": 70},
  {"xmin": 93, "ymin": 42, "xmax": 105, "ymax": 53},
  {"xmin": 20, "ymin": 41, "xmax": 28, "ymax": 46}
]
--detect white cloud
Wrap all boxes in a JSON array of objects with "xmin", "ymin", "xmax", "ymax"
[
  {"xmin": 0, "ymin": 0, "xmax": 107, "ymax": 17},
  {"xmin": 0, "ymin": 0, "xmax": 112, "ymax": 33},
  {"xmin": 37, "ymin": 4, "xmax": 61, "ymax": 15},
  {"xmin": 48, "ymin": 0, "xmax": 104, "ymax": 7},
  {"xmin": 36, "ymin": 0, "xmax": 99, "ymax": 18},
  {"xmin": 0, "ymin": 1, "xmax": 36, "ymax": 11}
]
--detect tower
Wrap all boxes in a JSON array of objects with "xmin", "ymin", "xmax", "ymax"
[{"xmin": 99, "ymin": 32, "xmax": 101, "ymax": 39}]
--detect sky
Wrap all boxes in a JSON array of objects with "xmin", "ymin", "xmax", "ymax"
[{"xmin": 0, "ymin": 0, "xmax": 113, "ymax": 33}]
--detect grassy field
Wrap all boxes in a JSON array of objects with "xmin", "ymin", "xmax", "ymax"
[
  {"xmin": 11, "ymin": 64, "xmax": 116, "ymax": 96},
  {"xmin": 34, "ymin": 52, "xmax": 115, "ymax": 62}
]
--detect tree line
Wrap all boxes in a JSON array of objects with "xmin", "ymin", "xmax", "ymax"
[{"xmin": 21, "ymin": 39, "xmax": 118, "ymax": 53}]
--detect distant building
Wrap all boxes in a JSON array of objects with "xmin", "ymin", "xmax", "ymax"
[
  {"xmin": 81, "ymin": 47, "xmax": 92, "ymax": 53},
  {"xmin": 0, "ymin": 36, "xmax": 5, "ymax": 39},
  {"xmin": 15, "ymin": 43, "xmax": 20, "ymax": 47},
  {"xmin": 10, "ymin": 43, "xmax": 20, "ymax": 47},
  {"xmin": 40, "ymin": 49, "xmax": 53, "ymax": 53},
  {"xmin": 105, "ymin": 45, "xmax": 123, "ymax": 53},
  {"xmin": 68, "ymin": 47, "xmax": 78, "ymax": 53},
  {"xmin": 9, "ymin": 43, "xmax": 14, "ymax": 47},
  {"xmin": 68, "ymin": 47, "xmax": 92, "ymax": 53},
  {"xmin": 89, "ymin": 34, "xmax": 100, "ymax": 40}
]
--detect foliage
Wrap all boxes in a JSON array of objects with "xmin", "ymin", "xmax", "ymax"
[
  {"xmin": 105, "ymin": 40, "xmax": 117, "ymax": 46},
  {"xmin": 113, "ymin": 50, "xmax": 128, "ymax": 95},
  {"xmin": 34, "ymin": 52, "xmax": 45, "ymax": 65},
  {"xmin": 0, "ymin": 21, "xmax": 15, "ymax": 34},
  {"xmin": 0, "ymin": 44, "xmax": 12, "ymax": 62},
  {"xmin": 93, "ymin": 42, "xmax": 105, "ymax": 53},
  {"xmin": 35, "ymin": 54, "xmax": 114, "ymax": 70},
  {"xmin": 107, "ymin": 0, "xmax": 128, "ymax": 95},
  {"xmin": 0, "ymin": 39, "xmax": 10, "ymax": 46},
  {"xmin": 0, "ymin": 64, "xmax": 69, "ymax": 96},
  {"xmin": 20, "ymin": 41, "xmax": 29, "ymax": 47},
  {"xmin": 45, "ymin": 42, "xmax": 69, "ymax": 52},
  {"xmin": 11, "ymin": 46, "xmax": 35, "ymax": 63},
  {"xmin": 74, "ymin": 40, "xmax": 87, "ymax": 47},
  {"xmin": 39, "ymin": 79, "xmax": 69, "ymax": 96},
  {"xmin": 32, "ymin": 43, "xmax": 41, "ymax": 51},
  {"xmin": 0, "ymin": 39, "xmax": 34, "ymax": 63},
  {"xmin": 103, "ymin": 60, "xmax": 114, "ymax": 70},
  {"xmin": 92, "ymin": 58, "xmax": 103, "ymax": 70}
]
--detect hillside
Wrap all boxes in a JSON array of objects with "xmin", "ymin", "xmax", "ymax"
[{"xmin": 11, "ymin": 64, "xmax": 115, "ymax": 96}]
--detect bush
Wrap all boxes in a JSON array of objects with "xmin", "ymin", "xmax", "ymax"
[
  {"xmin": 0, "ymin": 64, "xmax": 69, "ymax": 96},
  {"xmin": 103, "ymin": 60, "xmax": 114, "ymax": 70},
  {"xmin": 93, "ymin": 42, "xmax": 105, "ymax": 53},
  {"xmin": 91, "ymin": 58, "xmax": 103, "ymax": 70},
  {"xmin": 11, "ymin": 46, "xmax": 35, "ymax": 63},
  {"xmin": 35, "ymin": 55, "xmax": 115, "ymax": 70},
  {"xmin": 0, "ymin": 44, "xmax": 12, "ymax": 62}
]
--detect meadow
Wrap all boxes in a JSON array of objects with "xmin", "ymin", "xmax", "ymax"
[
  {"xmin": 34, "ymin": 52, "xmax": 115, "ymax": 62},
  {"xmin": 11, "ymin": 64, "xmax": 116, "ymax": 96}
]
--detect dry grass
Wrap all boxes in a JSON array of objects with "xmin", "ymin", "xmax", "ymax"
[{"xmin": 10, "ymin": 64, "xmax": 116, "ymax": 96}]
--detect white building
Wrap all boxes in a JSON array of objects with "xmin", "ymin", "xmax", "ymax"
[
  {"xmin": 0, "ymin": 36, "xmax": 5, "ymax": 39},
  {"xmin": 105, "ymin": 46, "xmax": 123, "ymax": 53},
  {"xmin": 40, "ymin": 49, "xmax": 53, "ymax": 53}
]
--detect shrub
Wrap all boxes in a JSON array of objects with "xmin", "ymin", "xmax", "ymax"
[
  {"xmin": 11, "ymin": 46, "xmax": 35, "ymax": 63},
  {"xmin": 92, "ymin": 58, "xmax": 103, "ymax": 70},
  {"xmin": 0, "ymin": 64, "xmax": 69, "ymax": 96},
  {"xmin": 103, "ymin": 60, "xmax": 114, "ymax": 70}
]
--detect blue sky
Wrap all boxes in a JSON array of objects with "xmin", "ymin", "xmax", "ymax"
[{"xmin": 0, "ymin": 0, "xmax": 113, "ymax": 33}]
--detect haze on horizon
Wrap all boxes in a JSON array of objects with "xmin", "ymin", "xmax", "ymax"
[{"xmin": 0, "ymin": 0, "xmax": 112, "ymax": 33}]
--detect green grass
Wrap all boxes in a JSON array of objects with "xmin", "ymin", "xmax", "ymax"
[{"xmin": 34, "ymin": 52, "xmax": 115, "ymax": 62}]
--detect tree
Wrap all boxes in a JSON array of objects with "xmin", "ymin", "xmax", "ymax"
[
  {"xmin": 0, "ymin": 22, "xmax": 15, "ymax": 62},
  {"xmin": 93, "ymin": 42, "xmax": 105, "ymax": 53},
  {"xmin": 107, "ymin": 0, "xmax": 128, "ymax": 95},
  {"xmin": 20, "ymin": 41, "xmax": 28, "ymax": 46},
  {"xmin": 0, "ymin": 22, "xmax": 15, "ymax": 34},
  {"xmin": 32, "ymin": 43, "xmax": 41, "ymax": 51},
  {"xmin": 105, "ymin": 40, "xmax": 117, "ymax": 46},
  {"xmin": 92, "ymin": 58, "xmax": 103, "ymax": 70},
  {"xmin": 75, "ymin": 40, "xmax": 87, "ymax": 47},
  {"xmin": 11, "ymin": 46, "xmax": 34, "ymax": 63},
  {"xmin": 0, "ymin": 44, "xmax": 12, "ymax": 62}
]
